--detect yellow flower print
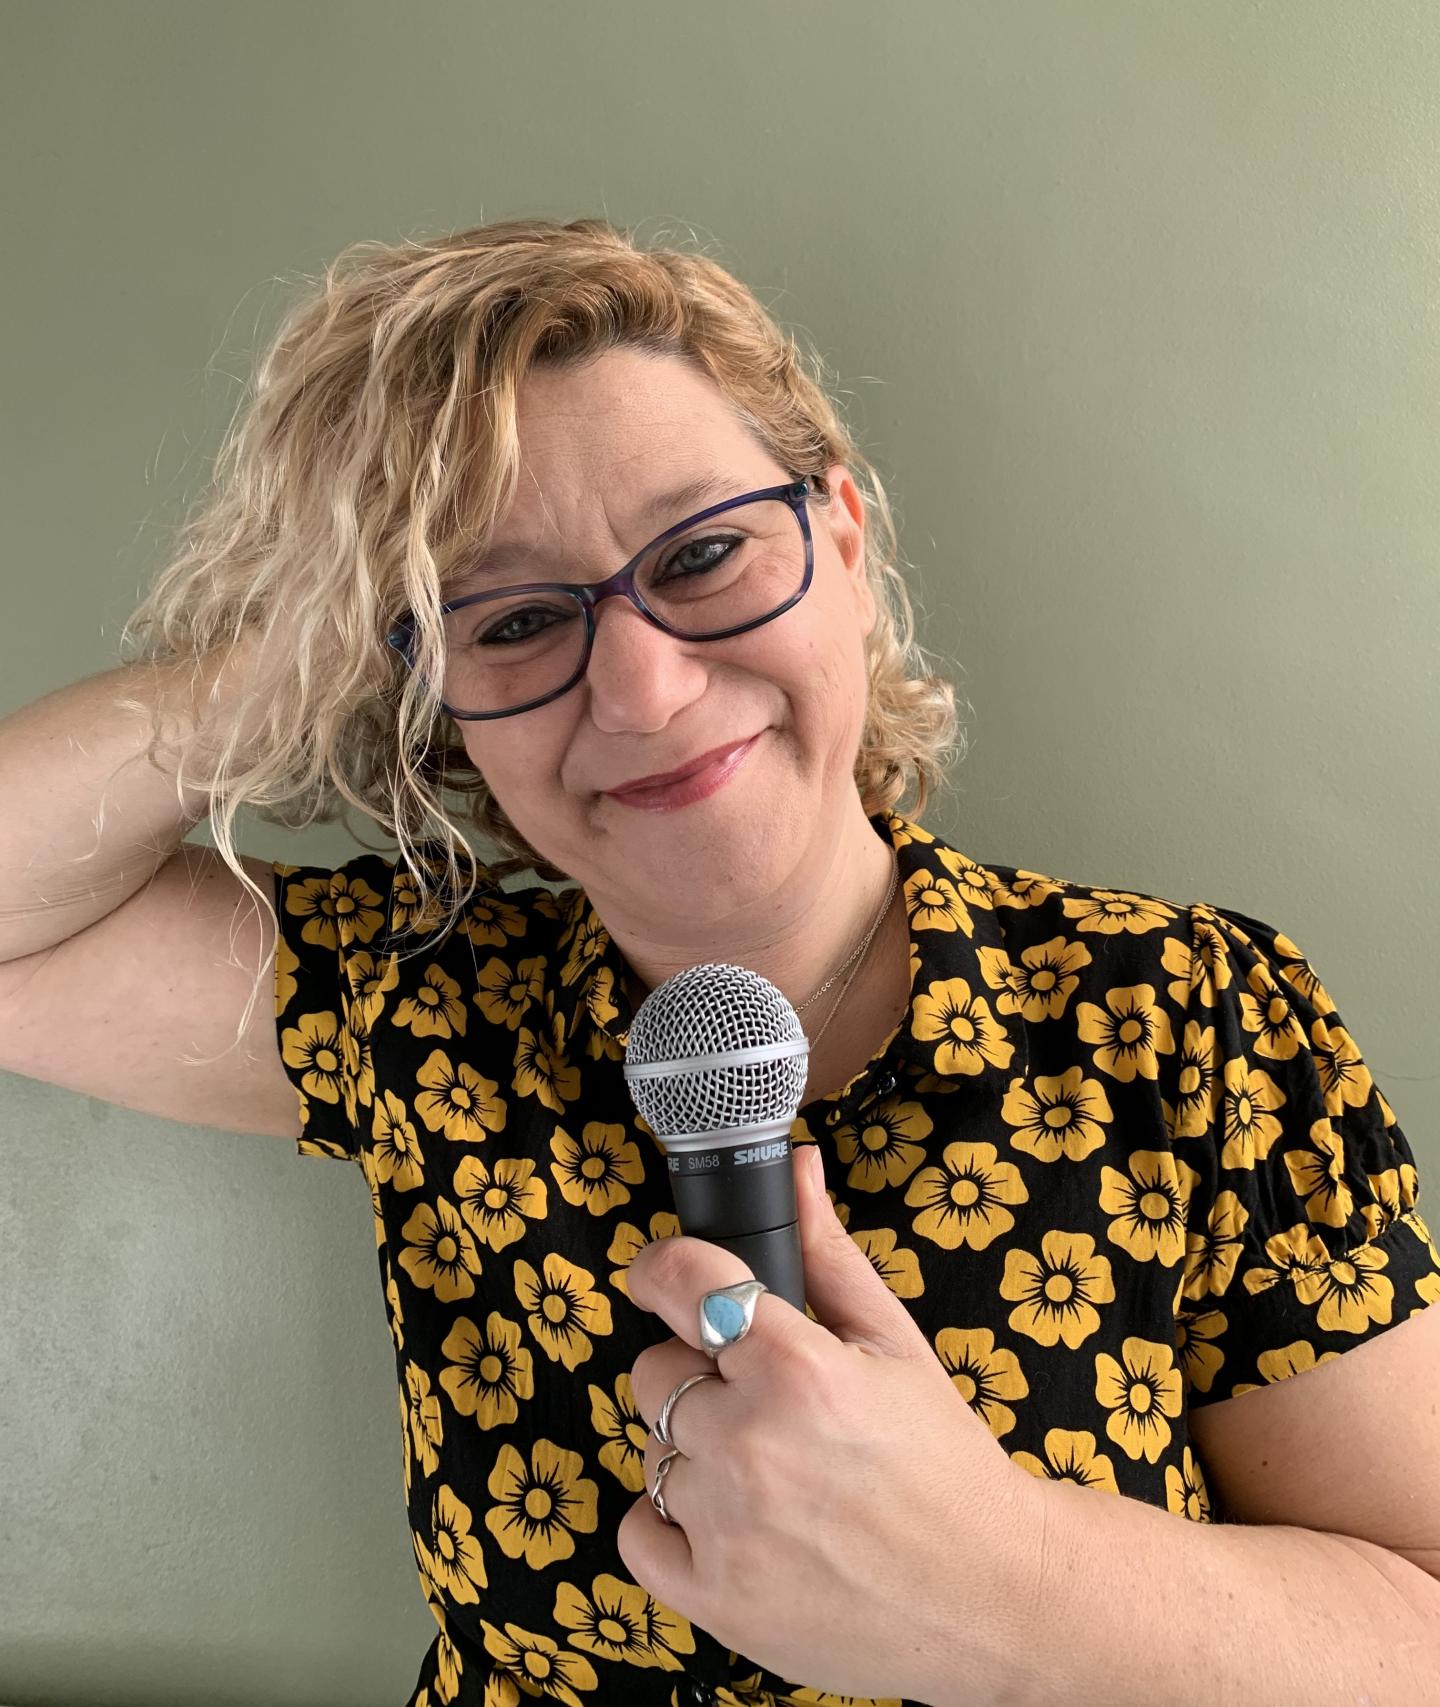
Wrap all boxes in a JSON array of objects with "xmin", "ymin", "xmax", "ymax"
[
  {"xmin": 605, "ymin": 1213, "xmax": 682, "ymax": 1304},
  {"xmin": 411, "ymin": 1525, "xmax": 447, "ymax": 1622},
  {"xmin": 904, "ymin": 1140, "xmax": 1028, "ymax": 1251},
  {"xmin": 425, "ymin": 1483, "xmax": 489, "ymax": 1604},
  {"xmin": 1062, "ymin": 891, "xmax": 1178, "ymax": 936},
  {"xmin": 480, "ymin": 1619, "xmax": 597, "ymax": 1707},
  {"xmin": 1284, "ymin": 1119, "xmax": 1354, "ymax": 1229},
  {"xmin": 283, "ymin": 870, "xmax": 387, "ymax": 951},
  {"xmin": 1240, "ymin": 1222, "xmax": 1331, "ymax": 1298},
  {"xmin": 453, "ymin": 1154, "xmax": 548, "ymax": 1252},
  {"xmin": 936, "ymin": 844, "xmax": 999, "ymax": 909},
  {"xmin": 405, "ymin": 1360, "xmax": 444, "ymax": 1478},
  {"xmin": 1231, "ymin": 1340, "xmax": 1342, "ymax": 1396},
  {"xmin": 1165, "ymin": 1020, "xmax": 1222, "ymax": 1141},
  {"xmin": 991, "ymin": 869, "xmax": 1064, "ymax": 911},
  {"xmin": 473, "ymin": 954, "xmax": 546, "ymax": 1030},
  {"xmin": 280, "ymin": 1011, "xmax": 346, "ymax": 1105},
  {"xmin": 1099, "ymin": 1150, "xmax": 1197, "ymax": 1268},
  {"xmin": 439, "ymin": 1312, "xmax": 535, "ymax": 1430},
  {"xmin": 514, "ymin": 995, "xmax": 581, "ymax": 1113},
  {"xmin": 553, "ymin": 1572, "xmax": 697, "ymax": 1670},
  {"xmin": 1009, "ymin": 1428, "xmax": 1119, "ymax": 1494},
  {"xmin": 1095, "ymin": 1337, "xmax": 1183, "ymax": 1463},
  {"xmin": 1415, "ymin": 1272, "xmax": 1440, "ymax": 1310},
  {"xmin": 1237, "ymin": 961, "xmax": 1307, "ymax": 1062},
  {"xmin": 344, "ymin": 949, "xmax": 400, "ymax": 1030},
  {"xmin": 434, "ymin": 1631, "xmax": 463, "ymax": 1704},
  {"xmin": 850, "ymin": 1224, "xmax": 926, "ymax": 1300},
  {"xmin": 513, "ymin": 1251, "xmax": 614, "ymax": 1368},
  {"xmin": 386, "ymin": 866, "xmax": 433, "ymax": 937},
  {"xmin": 1307, "ymin": 1018, "xmax": 1374, "ymax": 1117},
  {"xmin": 980, "ymin": 937, "xmax": 1092, "ymax": 1024},
  {"xmin": 339, "ymin": 1020, "xmax": 376, "ymax": 1130},
  {"xmin": 884, "ymin": 810, "xmax": 934, "ymax": 847},
  {"xmin": 559, "ymin": 906, "xmax": 610, "ymax": 988},
  {"xmin": 1002, "ymin": 1067, "xmax": 1113, "ymax": 1164},
  {"xmin": 459, "ymin": 894, "xmax": 527, "ymax": 950},
  {"xmin": 485, "ymin": 1439, "xmax": 599, "ymax": 1570},
  {"xmin": 1175, "ymin": 1306, "xmax": 1227, "ymax": 1394},
  {"xmin": 911, "ymin": 978, "xmax": 1015, "ymax": 1077},
  {"xmin": 1269, "ymin": 931, "xmax": 1334, "ymax": 1014},
  {"xmin": 413, "ymin": 1048, "xmax": 507, "ymax": 1144},
  {"xmin": 1216, "ymin": 1055, "xmax": 1286, "ymax": 1170},
  {"xmin": 1293, "ymin": 1242, "xmax": 1394, "ymax": 1333},
  {"xmin": 1185, "ymin": 911, "xmax": 1238, "ymax": 1003},
  {"xmin": 398, "ymin": 1197, "xmax": 483, "ymax": 1302},
  {"xmin": 583, "ymin": 964, "xmax": 623, "ymax": 1060},
  {"xmin": 904, "ymin": 869, "xmax": 976, "ymax": 936},
  {"xmin": 587, "ymin": 1373, "xmax": 649, "ymax": 1492},
  {"xmin": 1165, "ymin": 1446, "xmax": 1213, "ymax": 1522},
  {"xmin": 369, "ymin": 1088, "xmax": 425, "ymax": 1190},
  {"xmin": 385, "ymin": 1262, "xmax": 404, "ymax": 1353},
  {"xmin": 1360, "ymin": 1164, "xmax": 1415, "ymax": 1242},
  {"xmin": 831, "ymin": 1094, "xmax": 933, "ymax": 1192},
  {"xmin": 551, "ymin": 1121, "xmax": 646, "ymax": 1215},
  {"xmin": 274, "ymin": 933, "xmax": 299, "ymax": 1014},
  {"xmin": 1183, "ymin": 1189, "xmax": 1249, "ymax": 1301},
  {"xmin": 934, "ymin": 1327, "xmax": 1029, "ymax": 1440},
  {"xmin": 1160, "ymin": 932, "xmax": 1201, "ymax": 1013},
  {"xmin": 391, "ymin": 963, "xmax": 468, "ymax": 1039},
  {"xmin": 1000, "ymin": 1231, "xmax": 1117, "ymax": 1348},
  {"xmin": 1076, "ymin": 984, "xmax": 1176, "ymax": 1083}
]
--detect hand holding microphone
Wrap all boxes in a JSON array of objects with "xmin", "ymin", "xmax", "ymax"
[{"xmin": 618, "ymin": 962, "xmax": 1041, "ymax": 1706}]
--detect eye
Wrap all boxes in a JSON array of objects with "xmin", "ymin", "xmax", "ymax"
[
  {"xmin": 477, "ymin": 605, "xmax": 573, "ymax": 645},
  {"xmin": 662, "ymin": 535, "xmax": 739, "ymax": 578}
]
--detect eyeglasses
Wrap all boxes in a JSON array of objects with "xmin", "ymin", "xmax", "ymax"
[{"xmin": 387, "ymin": 476, "xmax": 817, "ymax": 719}]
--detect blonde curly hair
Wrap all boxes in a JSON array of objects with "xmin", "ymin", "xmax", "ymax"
[{"xmin": 119, "ymin": 216, "xmax": 965, "ymax": 1029}]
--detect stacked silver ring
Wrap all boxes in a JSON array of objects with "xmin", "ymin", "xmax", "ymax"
[{"xmin": 648, "ymin": 1279, "xmax": 769, "ymax": 1527}]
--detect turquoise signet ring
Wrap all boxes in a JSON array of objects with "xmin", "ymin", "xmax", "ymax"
[{"xmin": 698, "ymin": 1278, "xmax": 768, "ymax": 1358}]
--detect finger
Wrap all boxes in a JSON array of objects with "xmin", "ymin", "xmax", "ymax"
[
  {"xmin": 625, "ymin": 1234, "xmax": 785, "ymax": 1373},
  {"xmin": 628, "ymin": 1335, "xmax": 720, "ymax": 1439}
]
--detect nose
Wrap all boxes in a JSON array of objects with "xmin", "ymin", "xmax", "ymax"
[{"xmin": 583, "ymin": 595, "xmax": 708, "ymax": 734}]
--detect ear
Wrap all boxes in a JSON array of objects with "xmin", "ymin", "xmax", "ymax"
[{"xmin": 822, "ymin": 462, "xmax": 876, "ymax": 636}]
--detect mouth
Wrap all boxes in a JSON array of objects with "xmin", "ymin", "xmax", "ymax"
[{"xmin": 601, "ymin": 732, "xmax": 764, "ymax": 812}]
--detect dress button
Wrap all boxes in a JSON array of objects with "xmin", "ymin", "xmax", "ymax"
[
  {"xmin": 875, "ymin": 1071, "xmax": 897, "ymax": 1097},
  {"xmin": 684, "ymin": 1681, "xmax": 716, "ymax": 1706}
]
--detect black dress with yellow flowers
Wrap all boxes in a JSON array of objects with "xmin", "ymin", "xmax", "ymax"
[{"xmin": 272, "ymin": 809, "xmax": 1440, "ymax": 1707}]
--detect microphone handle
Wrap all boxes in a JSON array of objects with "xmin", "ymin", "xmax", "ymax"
[{"xmin": 665, "ymin": 1132, "xmax": 807, "ymax": 1312}]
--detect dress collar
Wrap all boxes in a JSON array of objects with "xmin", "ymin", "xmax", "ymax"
[{"xmin": 547, "ymin": 808, "xmax": 1016, "ymax": 1087}]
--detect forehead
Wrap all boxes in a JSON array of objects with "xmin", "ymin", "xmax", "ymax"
[{"xmin": 506, "ymin": 348, "xmax": 765, "ymax": 503}]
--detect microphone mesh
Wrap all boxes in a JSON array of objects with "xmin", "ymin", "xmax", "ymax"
[{"xmin": 623, "ymin": 962, "xmax": 809, "ymax": 1136}]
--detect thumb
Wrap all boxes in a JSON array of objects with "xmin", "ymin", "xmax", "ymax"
[{"xmin": 796, "ymin": 1143, "xmax": 930, "ymax": 1359}]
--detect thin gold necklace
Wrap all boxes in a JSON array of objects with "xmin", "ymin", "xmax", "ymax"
[{"xmin": 797, "ymin": 851, "xmax": 901, "ymax": 1051}]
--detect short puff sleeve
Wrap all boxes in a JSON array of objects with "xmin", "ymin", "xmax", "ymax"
[
  {"xmin": 1172, "ymin": 901, "xmax": 1440, "ymax": 1406},
  {"xmin": 271, "ymin": 852, "xmax": 406, "ymax": 1162}
]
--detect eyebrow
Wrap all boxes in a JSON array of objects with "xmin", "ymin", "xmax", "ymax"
[{"xmin": 446, "ymin": 471, "xmax": 744, "ymax": 590}]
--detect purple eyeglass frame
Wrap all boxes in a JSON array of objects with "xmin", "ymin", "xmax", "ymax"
[{"xmin": 386, "ymin": 476, "xmax": 818, "ymax": 720}]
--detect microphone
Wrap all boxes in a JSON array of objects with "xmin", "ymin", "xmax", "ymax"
[{"xmin": 622, "ymin": 962, "xmax": 810, "ymax": 1312}]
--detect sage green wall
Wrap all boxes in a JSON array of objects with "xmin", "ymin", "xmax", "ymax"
[{"xmin": 3, "ymin": 3, "xmax": 1436, "ymax": 1704}]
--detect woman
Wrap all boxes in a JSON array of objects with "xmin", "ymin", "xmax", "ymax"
[{"xmin": 3, "ymin": 217, "xmax": 1437, "ymax": 1707}]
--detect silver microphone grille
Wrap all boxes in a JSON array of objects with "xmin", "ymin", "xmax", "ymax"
[{"xmin": 622, "ymin": 962, "xmax": 810, "ymax": 1137}]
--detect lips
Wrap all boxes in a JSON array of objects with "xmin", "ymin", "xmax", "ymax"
[{"xmin": 603, "ymin": 735, "xmax": 758, "ymax": 796}]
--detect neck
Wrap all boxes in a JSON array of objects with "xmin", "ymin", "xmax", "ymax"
[{"xmin": 592, "ymin": 795, "xmax": 898, "ymax": 1019}]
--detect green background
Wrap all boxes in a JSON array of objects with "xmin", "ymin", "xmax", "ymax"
[{"xmin": 3, "ymin": 3, "xmax": 1437, "ymax": 1703}]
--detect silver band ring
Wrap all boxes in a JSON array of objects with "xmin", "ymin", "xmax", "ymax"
[
  {"xmin": 655, "ymin": 1369, "xmax": 722, "ymax": 1448},
  {"xmin": 650, "ymin": 1445, "xmax": 683, "ymax": 1526},
  {"xmin": 698, "ymin": 1278, "xmax": 768, "ymax": 1358}
]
